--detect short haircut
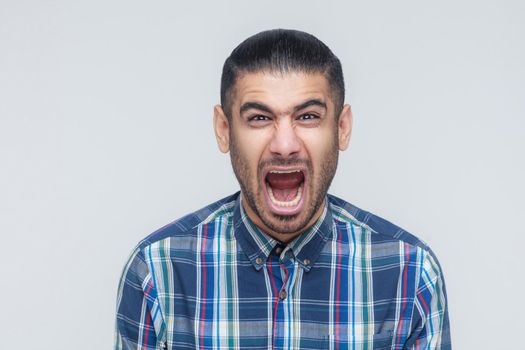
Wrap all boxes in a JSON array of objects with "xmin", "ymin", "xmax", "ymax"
[{"xmin": 220, "ymin": 29, "xmax": 345, "ymax": 120}]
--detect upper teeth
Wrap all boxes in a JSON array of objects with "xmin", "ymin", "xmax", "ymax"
[{"xmin": 269, "ymin": 170, "xmax": 301, "ymax": 174}]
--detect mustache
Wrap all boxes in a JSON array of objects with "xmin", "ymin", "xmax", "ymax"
[{"xmin": 258, "ymin": 158, "xmax": 312, "ymax": 172}]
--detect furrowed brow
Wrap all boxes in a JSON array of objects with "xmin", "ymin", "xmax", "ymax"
[
  {"xmin": 293, "ymin": 99, "xmax": 327, "ymax": 112},
  {"xmin": 239, "ymin": 102, "xmax": 273, "ymax": 115}
]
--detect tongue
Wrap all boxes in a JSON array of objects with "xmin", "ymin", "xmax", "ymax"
[
  {"xmin": 266, "ymin": 172, "xmax": 303, "ymax": 201},
  {"xmin": 272, "ymin": 187, "xmax": 299, "ymax": 201}
]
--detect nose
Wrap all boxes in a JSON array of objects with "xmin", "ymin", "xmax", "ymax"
[{"xmin": 268, "ymin": 120, "xmax": 301, "ymax": 158}]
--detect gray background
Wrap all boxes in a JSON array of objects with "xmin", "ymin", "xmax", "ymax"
[{"xmin": 1, "ymin": 0, "xmax": 523, "ymax": 348}]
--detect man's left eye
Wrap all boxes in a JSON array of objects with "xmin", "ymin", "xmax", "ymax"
[{"xmin": 298, "ymin": 113, "xmax": 318, "ymax": 120}]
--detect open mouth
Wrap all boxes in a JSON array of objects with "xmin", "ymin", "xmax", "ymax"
[{"xmin": 263, "ymin": 168, "xmax": 306, "ymax": 215}]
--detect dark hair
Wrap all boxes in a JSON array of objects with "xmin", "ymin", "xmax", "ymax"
[{"xmin": 220, "ymin": 29, "xmax": 345, "ymax": 120}]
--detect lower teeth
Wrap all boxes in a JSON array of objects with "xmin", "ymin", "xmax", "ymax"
[{"xmin": 267, "ymin": 184, "xmax": 303, "ymax": 207}]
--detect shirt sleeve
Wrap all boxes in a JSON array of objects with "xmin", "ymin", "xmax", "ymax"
[
  {"xmin": 406, "ymin": 249, "xmax": 452, "ymax": 350},
  {"xmin": 114, "ymin": 247, "xmax": 166, "ymax": 350}
]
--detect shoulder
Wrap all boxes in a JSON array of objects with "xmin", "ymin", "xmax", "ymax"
[
  {"xmin": 327, "ymin": 194, "xmax": 432, "ymax": 253},
  {"xmin": 327, "ymin": 193, "xmax": 448, "ymax": 295},
  {"xmin": 135, "ymin": 192, "xmax": 239, "ymax": 251}
]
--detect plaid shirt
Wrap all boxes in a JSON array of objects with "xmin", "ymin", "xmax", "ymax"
[{"xmin": 115, "ymin": 192, "xmax": 451, "ymax": 349}]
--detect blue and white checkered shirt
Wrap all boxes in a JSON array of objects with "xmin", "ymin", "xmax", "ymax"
[{"xmin": 115, "ymin": 192, "xmax": 451, "ymax": 349}]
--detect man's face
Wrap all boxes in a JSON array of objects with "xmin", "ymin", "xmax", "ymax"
[{"xmin": 214, "ymin": 71, "xmax": 352, "ymax": 240}]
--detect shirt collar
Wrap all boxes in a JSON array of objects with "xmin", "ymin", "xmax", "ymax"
[{"xmin": 232, "ymin": 192, "xmax": 334, "ymax": 272}]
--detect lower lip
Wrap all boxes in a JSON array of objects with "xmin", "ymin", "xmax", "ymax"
[{"xmin": 263, "ymin": 179, "xmax": 306, "ymax": 216}]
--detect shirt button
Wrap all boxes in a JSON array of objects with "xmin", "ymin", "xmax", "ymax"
[
  {"xmin": 255, "ymin": 257, "xmax": 263, "ymax": 265},
  {"xmin": 303, "ymin": 258, "xmax": 310, "ymax": 266},
  {"xmin": 279, "ymin": 289, "xmax": 287, "ymax": 300},
  {"xmin": 160, "ymin": 341, "xmax": 167, "ymax": 349},
  {"xmin": 275, "ymin": 246, "xmax": 283, "ymax": 255}
]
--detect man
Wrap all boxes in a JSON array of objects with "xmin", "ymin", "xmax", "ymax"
[{"xmin": 115, "ymin": 29, "xmax": 451, "ymax": 349}]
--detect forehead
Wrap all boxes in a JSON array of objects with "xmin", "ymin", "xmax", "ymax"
[{"xmin": 232, "ymin": 71, "xmax": 333, "ymax": 112}]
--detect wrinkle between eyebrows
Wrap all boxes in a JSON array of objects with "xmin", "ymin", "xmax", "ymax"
[{"xmin": 239, "ymin": 99, "xmax": 327, "ymax": 116}]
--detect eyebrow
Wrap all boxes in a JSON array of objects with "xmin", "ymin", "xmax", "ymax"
[
  {"xmin": 294, "ymin": 99, "xmax": 327, "ymax": 112},
  {"xmin": 239, "ymin": 99, "xmax": 327, "ymax": 116},
  {"xmin": 239, "ymin": 101, "xmax": 273, "ymax": 115}
]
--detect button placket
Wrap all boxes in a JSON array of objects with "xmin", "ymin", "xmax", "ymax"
[{"xmin": 279, "ymin": 289, "xmax": 287, "ymax": 300}]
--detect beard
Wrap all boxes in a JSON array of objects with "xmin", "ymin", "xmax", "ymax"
[{"xmin": 229, "ymin": 129, "xmax": 339, "ymax": 236}]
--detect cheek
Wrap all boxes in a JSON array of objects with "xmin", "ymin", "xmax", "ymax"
[
  {"xmin": 234, "ymin": 133, "xmax": 267, "ymax": 171},
  {"xmin": 302, "ymin": 130, "xmax": 336, "ymax": 160}
]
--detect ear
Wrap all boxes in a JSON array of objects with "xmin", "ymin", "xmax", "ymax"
[
  {"xmin": 338, "ymin": 104, "xmax": 353, "ymax": 151},
  {"xmin": 214, "ymin": 104, "xmax": 230, "ymax": 153}
]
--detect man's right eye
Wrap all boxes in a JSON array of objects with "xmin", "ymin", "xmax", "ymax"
[{"xmin": 249, "ymin": 115, "xmax": 271, "ymax": 122}]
